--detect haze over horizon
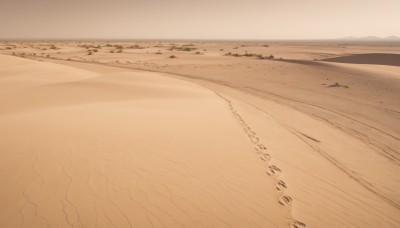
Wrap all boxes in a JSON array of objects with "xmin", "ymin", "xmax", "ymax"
[{"xmin": 1, "ymin": 0, "xmax": 399, "ymax": 40}]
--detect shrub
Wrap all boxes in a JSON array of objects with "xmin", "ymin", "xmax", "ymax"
[
  {"xmin": 169, "ymin": 46, "xmax": 197, "ymax": 52},
  {"xmin": 127, "ymin": 45, "xmax": 144, "ymax": 49},
  {"xmin": 169, "ymin": 55, "xmax": 176, "ymax": 58}
]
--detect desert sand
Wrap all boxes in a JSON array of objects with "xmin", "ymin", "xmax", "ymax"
[{"xmin": 0, "ymin": 40, "xmax": 399, "ymax": 227}]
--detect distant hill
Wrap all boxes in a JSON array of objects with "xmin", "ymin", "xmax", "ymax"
[{"xmin": 339, "ymin": 36, "xmax": 400, "ymax": 41}]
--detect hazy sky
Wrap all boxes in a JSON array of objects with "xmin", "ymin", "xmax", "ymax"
[{"xmin": 1, "ymin": 0, "xmax": 399, "ymax": 39}]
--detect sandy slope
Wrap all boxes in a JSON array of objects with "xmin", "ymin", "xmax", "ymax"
[
  {"xmin": 0, "ymin": 55, "xmax": 294, "ymax": 227},
  {"xmin": 1, "ymin": 41, "xmax": 400, "ymax": 228}
]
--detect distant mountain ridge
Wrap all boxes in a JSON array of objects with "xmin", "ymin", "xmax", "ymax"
[{"xmin": 340, "ymin": 36, "xmax": 400, "ymax": 40}]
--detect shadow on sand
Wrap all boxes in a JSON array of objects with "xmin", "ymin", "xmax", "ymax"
[{"xmin": 322, "ymin": 53, "xmax": 400, "ymax": 67}]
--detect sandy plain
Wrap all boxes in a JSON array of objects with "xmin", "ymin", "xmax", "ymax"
[{"xmin": 0, "ymin": 40, "xmax": 399, "ymax": 227}]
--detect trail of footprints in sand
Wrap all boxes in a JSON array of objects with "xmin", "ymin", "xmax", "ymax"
[{"xmin": 216, "ymin": 93, "xmax": 306, "ymax": 228}]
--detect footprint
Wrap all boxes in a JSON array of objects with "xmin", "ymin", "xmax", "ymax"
[
  {"xmin": 260, "ymin": 153, "xmax": 270, "ymax": 161},
  {"xmin": 267, "ymin": 165, "xmax": 281, "ymax": 176},
  {"xmin": 290, "ymin": 220, "xmax": 307, "ymax": 228},
  {"xmin": 249, "ymin": 135, "xmax": 260, "ymax": 143},
  {"xmin": 278, "ymin": 195, "xmax": 292, "ymax": 206},
  {"xmin": 257, "ymin": 144, "xmax": 267, "ymax": 150},
  {"xmin": 276, "ymin": 180, "xmax": 287, "ymax": 191}
]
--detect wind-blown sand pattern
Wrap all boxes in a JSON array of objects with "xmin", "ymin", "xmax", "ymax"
[{"xmin": 1, "ymin": 40, "xmax": 400, "ymax": 227}]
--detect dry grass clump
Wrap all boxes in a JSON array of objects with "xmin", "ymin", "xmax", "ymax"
[
  {"xmin": 225, "ymin": 51, "xmax": 275, "ymax": 60},
  {"xmin": 169, "ymin": 46, "xmax": 197, "ymax": 52},
  {"xmin": 169, "ymin": 55, "xmax": 176, "ymax": 58},
  {"xmin": 127, "ymin": 45, "xmax": 145, "ymax": 49}
]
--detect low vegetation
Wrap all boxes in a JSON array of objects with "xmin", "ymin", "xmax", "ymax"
[
  {"xmin": 327, "ymin": 82, "xmax": 349, "ymax": 88},
  {"xmin": 225, "ymin": 52, "xmax": 274, "ymax": 59},
  {"xmin": 169, "ymin": 46, "xmax": 197, "ymax": 52},
  {"xmin": 127, "ymin": 44, "xmax": 145, "ymax": 49}
]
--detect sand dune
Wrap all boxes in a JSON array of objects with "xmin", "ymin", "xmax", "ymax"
[
  {"xmin": 0, "ymin": 55, "xmax": 295, "ymax": 227},
  {"xmin": 1, "ymin": 40, "xmax": 400, "ymax": 228}
]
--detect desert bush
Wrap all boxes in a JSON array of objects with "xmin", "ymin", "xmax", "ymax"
[
  {"xmin": 267, "ymin": 54, "xmax": 274, "ymax": 59},
  {"xmin": 169, "ymin": 46, "xmax": 197, "ymax": 52},
  {"xmin": 128, "ymin": 45, "xmax": 145, "ymax": 49},
  {"xmin": 169, "ymin": 55, "xmax": 176, "ymax": 58}
]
